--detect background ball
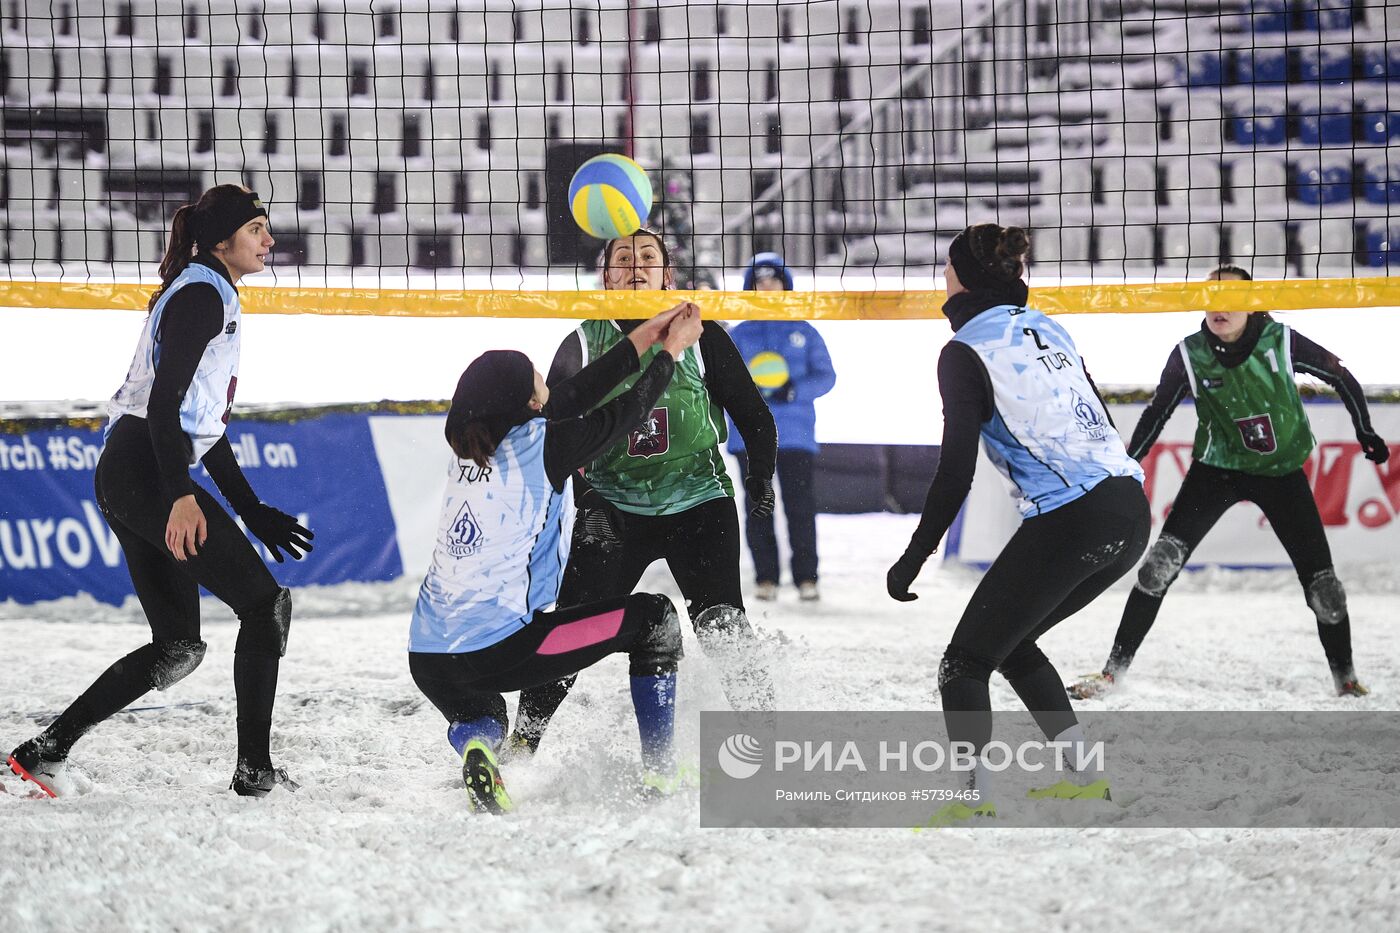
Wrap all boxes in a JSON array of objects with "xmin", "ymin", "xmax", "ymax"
[
  {"xmin": 747, "ymin": 351, "xmax": 791, "ymax": 390},
  {"xmin": 568, "ymin": 154, "xmax": 654, "ymax": 240}
]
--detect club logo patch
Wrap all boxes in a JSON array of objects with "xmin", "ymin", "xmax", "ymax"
[
  {"xmin": 1234, "ymin": 413, "xmax": 1277, "ymax": 454},
  {"xmin": 628, "ymin": 407, "xmax": 670, "ymax": 458},
  {"xmin": 1072, "ymin": 389, "xmax": 1108, "ymax": 440},
  {"xmin": 446, "ymin": 500, "xmax": 485, "ymax": 557}
]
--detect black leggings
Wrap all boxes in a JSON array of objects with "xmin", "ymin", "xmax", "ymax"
[
  {"xmin": 1107, "ymin": 462, "xmax": 1354, "ymax": 676},
  {"xmin": 409, "ymin": 593, "xmax": 678, "ymax": 727},
  {"xmin": 736, "ymin": 450, "xmax": 819, "ymax": 585},
  {"xmin": 940, "ymin": 476, "xmax": 1151, "ymax": 751},
  {"xmin": 35, "ymin": 416, "xmax": 286, "ymax": 768}
]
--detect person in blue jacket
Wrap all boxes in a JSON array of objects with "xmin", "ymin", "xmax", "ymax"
[{"xmin": 728, "ymin": 253, "xmax": 837, "ymax": 602}]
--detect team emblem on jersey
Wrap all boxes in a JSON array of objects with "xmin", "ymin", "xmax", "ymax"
[
  {"xmin": 1071, "ymin": 389, "xmax": 1108, "ymax": 440},
  {"xmin": 628, "ymin": 407, "xmax": 669, "ymax": 458},
  {"xmin": 1235, "ymin": 414, "xmax": 1277, "ymax": 454},
  {"xmin": 446, "ymin": 500, "xmax": 485, "ymax": 557},
  {"xmin": 225, "ymin": 320, "xmax": 238, "ymax": 335}
]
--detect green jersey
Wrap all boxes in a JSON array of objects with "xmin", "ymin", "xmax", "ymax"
[
  {"xmin": 573, "ymin": 320, "xmax": 734, "ymax": 516},
  {"xmin": 1180, "ymin": 320, "xmax": 1314, "ymax": 475}
]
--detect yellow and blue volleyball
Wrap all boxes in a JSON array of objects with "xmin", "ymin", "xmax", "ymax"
[
  {"xmin": 747, "ymin": 351, "xmax": 790, "ymax": 390},
  {"xmin": 569, "ymin": 154, "xmax": 653, "ymax": 240}
]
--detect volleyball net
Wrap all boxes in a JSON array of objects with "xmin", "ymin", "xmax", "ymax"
[{"xmin": 0, "ymin": 0, "xmax": 1396, "ymax": 318}]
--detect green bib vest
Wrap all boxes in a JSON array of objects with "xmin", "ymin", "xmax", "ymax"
[
  {"xmin": 577, "ymin": 320, "xmax": 734, "ymax": 515},
  {"xmin": 1180, "ymin": 321, "xmax": 1314, "ymax": 475}
]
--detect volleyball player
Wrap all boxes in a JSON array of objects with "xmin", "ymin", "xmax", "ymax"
[
  {"xmin": 409, "ymin": 305, "xmax": 700, "ymax": 812},
  {"xmin": 886, "ymin": 224, "xmax": 1149, "ymax": 822},
  {"xmin": 508, "ymin": 228, "xmax": 779, "ymax": 757},
  {"xmin": 7, "ymin": 185, "xmax": 312, "ymax": 798},
  {"xmin": 1069, "ymin": 265, "xmax": 1389, "ymax": 700}
]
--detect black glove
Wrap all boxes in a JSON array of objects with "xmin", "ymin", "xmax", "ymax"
[
  {"xmin": 762, "ymin": 381, "xmax": 797, "ymax": 404},
  {"xmin": 745, "ymin": 474, "xmax": 775, "ymax": 518},
  {"xmin": 242, "ymin": 503, "xmax": 314, "ymax": 563},
  {"xmin": 1359, "ymin": 431, "xmax": 1390, "ymax": 464},
  {"xmin": 887, "ymin": 547, "xmax": 930, "ymax": 602}
]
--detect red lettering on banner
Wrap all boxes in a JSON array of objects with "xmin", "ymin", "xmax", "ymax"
[
  {"xmin": 1139, "ymin": 443, "xmax": 1193, "ymax": 515},
  {"xmin": 1358, "ymin": 450, "xmax": 1400, "ymax": 529},
  {"xmin": 1305, "ymin": 443, "xmax": 1363, "ymax": 527}
]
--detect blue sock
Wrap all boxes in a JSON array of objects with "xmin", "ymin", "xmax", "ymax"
[
  {"xmin": 630, "ymin": 673, "xmax": 676, "ymax": 773},
  {"xmin": 447, "ymin": 717, "xmax": 506, "ymax": 758}
]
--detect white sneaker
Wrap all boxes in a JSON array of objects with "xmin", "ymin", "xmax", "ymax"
[
  {"xmin": 754, "ymin": 582, "xmax": 778, "ymax": 601},
  {"xmin": 797, "ymin": 581, "xmax": 820, "ymax": 602}
]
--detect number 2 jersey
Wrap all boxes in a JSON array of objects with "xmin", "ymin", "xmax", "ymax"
[{"xmin": 952, "ymin": 304, "xmax": 1142, "ymax": 517}]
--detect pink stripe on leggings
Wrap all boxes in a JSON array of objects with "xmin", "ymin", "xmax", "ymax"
[{"xmin": 535, "ymin": 608, "xmax": 625, "ymax": 655}]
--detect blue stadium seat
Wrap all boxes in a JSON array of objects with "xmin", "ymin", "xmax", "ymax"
[
  {"xmin": 1361, "ymin": 104, "xmax": 1400, "ymax": 144},
  {"xmin": 1250, "ymin": 0, "xmax": 1288, "ymax": 32},
  {"xmin": 1302, "ymin": 2, "xmax": 1353, "ymax": 31},
  {"xmin": 1236, "ymin": 48, "xmax": 1286, "ymax": 85},
  {"xmin": 1185, "ymin": 52, "xmax": 1223, "ymax": 87},
  {"xmin": 1299, "ymin": 106, "xmax": 1353, "ymax": 145},
  {"xmin": 1298, "ymin": 45, "xmax": 1352, "ymax": 83},
  {"xmin": 1296, "ymin": 162, "xmax": 1351, "ymax": 205},
  {"xmin": 1363, "ymin": 160, "xmax": 1398, "ymax": 206},
  {"xmin": 1232, "ymin": 109, "xmax": 1286, "ymax": 146}
]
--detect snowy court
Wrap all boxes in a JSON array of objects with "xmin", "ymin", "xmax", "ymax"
[{"xmin": 3, "ymin": 513, "xmax": 1397, "ymax": 932}]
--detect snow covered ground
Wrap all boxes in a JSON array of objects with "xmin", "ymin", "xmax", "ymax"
[{"xmin": 3, "ymin": 513, "xmax": 1398, "ymax": 932}]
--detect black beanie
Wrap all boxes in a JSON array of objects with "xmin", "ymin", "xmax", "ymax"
[
  {"xmin": 192, "ymin": 189, "xmax": 268, "ymax": 251},
  {"xmin": 445, "ymin": 350, "xmax": 536, "ymax": 440},
  {"xmin": 947, "ymin": 224, "xmax": 1018, "ymax": 292}
]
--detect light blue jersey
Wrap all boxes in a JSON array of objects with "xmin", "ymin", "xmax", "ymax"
[
  {"xmin": 106, "ymin": 263, "xmax": 241, "ymax": 463},
  {"xmin": 409, "ymin": 419, "xmax": 574, "ymax": 654},
  {"xmin": 953, "ymin": 304, "xmax": 1142, "ymax": 516}
]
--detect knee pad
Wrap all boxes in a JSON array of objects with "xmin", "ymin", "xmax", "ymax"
[
  {"xmin": 1135, "ymin": 534, "xmax": 1189, "ymax": 597},
  {"xmin": 692, "ymin": 604, "xmax": 753, "ymax": 647},
  {"xmin": 235, "ymin": 587, "xmax": 292, "ymax": 658},
  {"xmin": 147, "ymin": 639, "xmax": 207, "ymax": 691},
  {"xmin": 1306, "ymin": 570, "xmax": 1348, "ymax": 626},
  {"xmin": 629, "ymin": 594, "xmax": 683, "ymax": 675},
  {"xmin": 997, "ymin": 642, "xmax": 1049, "ymax": 681},
  {"xmin": 938, "ymin": 645, "xmax": 996, "ymax": 691}
]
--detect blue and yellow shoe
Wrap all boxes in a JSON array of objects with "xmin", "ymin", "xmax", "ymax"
[
  {"xmin": 1027, "ymin": 779, "xmax": 1112, "ymax": 801},
  {"xmin": 462, "ymin": 739, "xmax": 513, "ymax": 814},
  {"xmin": 915, "ymin": 800, "xmax": 997, "ymax": 830},
  {"xmin": 639, "ymin": 764, "xmax": 699, "ymax": 799}
]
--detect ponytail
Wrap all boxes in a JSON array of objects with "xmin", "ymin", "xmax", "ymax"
[
  {"xmin": 447, "ymin": 420, "xmax": 498, "ymax": 469},
  {"xmin": 148, "ymin": 204, "xmax": 197, "ymax": 311}
]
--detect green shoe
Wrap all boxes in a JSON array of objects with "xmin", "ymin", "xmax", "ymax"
[
  {"xmin": 1027, "ymin": 778, "xmax": 1112, "ymax": 801},
  {"xmin": 462, "ymin": 739, "xmax": 513, "ymax": 814},
  {"xmin": 640, "ymin": 764, "xmax": 699, "ymax": 799},
  {"xmin": 916, "ymin": 800, "xmax": 997, "ymax": 830}
]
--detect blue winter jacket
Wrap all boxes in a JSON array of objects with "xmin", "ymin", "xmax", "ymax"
[{"xmin": 726, "ymin": 320, "xmax": 836, "ymax": 454}]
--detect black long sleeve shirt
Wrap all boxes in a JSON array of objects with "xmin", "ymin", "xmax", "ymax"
[
  {"xmin": 541, "ymin": 339, "xmax": 676, "ymax": 492},
  {"xmin": 1127, "ymin": 328, "xmax": 1376, "ymax": 461},
  {"xmin": 142, "ymin": 256, "xmax": 259, "ymax": 512},
  {"xmin": 548, "ymin": 319, "xmax": 779, "ymax": 482}
]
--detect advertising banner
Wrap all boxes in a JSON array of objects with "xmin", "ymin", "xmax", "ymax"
[{"xmin": 0, "ymin": 414, "xmax": 402, "ymax": 605}]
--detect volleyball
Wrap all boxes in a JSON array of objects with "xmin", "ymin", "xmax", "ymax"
[
  {"xmin": 747, "ymin": 351, "xmax": 791, "ymax": 390},
  {"xmin": 568, "ymin": 154, "xmax": 654, "ymax": 240}
]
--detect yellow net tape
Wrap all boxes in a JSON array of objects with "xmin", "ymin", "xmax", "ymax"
[{"xmin": 0, "ymin": 277, "xmax": 1395, "ymax": 319}]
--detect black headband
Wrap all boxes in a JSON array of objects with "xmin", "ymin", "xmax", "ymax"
[{"xmin": 193, "ymin": 190, "xmax": 268, "ymax": 250}]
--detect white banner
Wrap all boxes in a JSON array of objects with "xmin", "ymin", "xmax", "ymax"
[{"xmin": 950, "ymin": 402, "xmax": 1400, "ymax": 569}]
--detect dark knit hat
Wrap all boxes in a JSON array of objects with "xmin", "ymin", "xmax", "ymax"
[
  {"xmin": 192, "ymin": 188, "xmax": 268, "ymax": 251},
  {"xmin": 947, "ymin": 223, "xmax": 1026, "ymax": 292},
  {"xmin": 445, "ymin": 350, "xmax": 536, "ymax": 440},
  {"xmin": 743, "ymin": 252, "xmax": 794, "ymax": 290}
]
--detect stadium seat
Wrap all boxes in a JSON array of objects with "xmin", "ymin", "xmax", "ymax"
[
  {"xmin": 1248, "ymin": 0, "xmax": 1289, "ymax": 32},
  {"xmin": 1302, "ymin": 1, "xmax": 1353, "ymax": 31},
  {"xmin": 1293, "ymin": 217, "xmax": 1359, "ymax": 274},
  {"xmin": 1360, "ymin": 101, "xmax": 1400, "ymax": 144},
  {"xmin": 1235, "ymin": 48, "xmax": 1286, "ymax": 86},
  {"xmin": 1297, "ymin": 45, "xmax": 1353, "ymax": 84},
  {"xmin": 1231, "ymin": 107, "xmax": 1285, "ymax": 146},
  {"xmin": 4, "ymin": 214, "xmax": 57, "ymax": 263},
  {"xmin": 1295, "ymin": 158, "xmax": 1352, "ymax": 205},
  {"xmin": 6, "ymin": 163, "xmax": 55, "ymax": 211},
  {"xmin": 1123, "ymin": 158, "xmax": 1158, "ymax": 210},
  {"xmin": 1227, "ymin": 221, "xmax": 1287, "ymax": 271},
  {"xmin": 1185, "ymin": 51, "xmax": 1223, "ymax": 87},
  {"xmin": 460, "ymin": 229, "xmax": 493, "ymax": 269},
  {"xmin": 1362, "ymin": 156, "xmax": 1399, "ymax": 205},
  {"xmin": 1176, "ymin": 95, "xmax": 1224, "ymax": 151},
  {"xmin": 1359, "ymin": 225, "xmax": 1389, "ymax": 267},
  {"xmin": 1299, "ymin": 103, "xmax": 1354, "ymax": 145}
]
